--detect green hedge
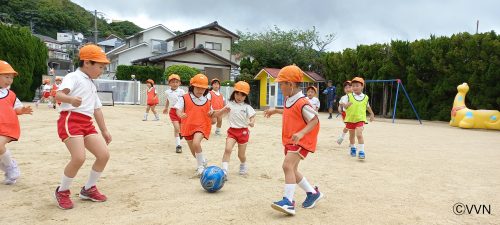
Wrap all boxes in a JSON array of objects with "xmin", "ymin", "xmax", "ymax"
[
  {"xmin": 322, "ymin": 32, "xmax": 500, "ymax": 121},
  {"xmin": 0, "ymin": 24, "xmax": 48, "ymax": 101},
  {"xmin": 116, "ymin": 65, "xmax": 164, "ymax": 84},
  {"xmin": 164, "ymin": 65, "xmax": 200, "ymax": 85}
]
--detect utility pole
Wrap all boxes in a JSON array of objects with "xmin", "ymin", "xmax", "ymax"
[
  {"xmin": 476, "ymin": 20, "xmax": 479, "ymax": 34},
  {"xmin": 94, "ymin": 10, "xmax": 98, "ymax": 43}
]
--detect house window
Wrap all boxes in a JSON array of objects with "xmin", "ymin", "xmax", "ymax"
[
  {"xmin": 205, "ymin": 42, "xmax": 222, "ymax": 51},
  {"xmin": 151, "ymin": 39, "xmax": 168, "ymax": 53},
  {"xmin": 179, "ymin": 40, "xmax": 185, "ymax": 48}
]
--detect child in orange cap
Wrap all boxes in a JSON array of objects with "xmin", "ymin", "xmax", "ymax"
[
  {"xmin": 209, "ymin": 78, "xmax": 226, "ymax": 135},
  {"xmin": 38, "ymin": 78, "xmax": 54, "ymax": 108},
  {"xmin": 344, "ymin": 77, "xmax": 374, "ymax": 159},
  {"xmin": 213, "ymin": 81, "xmax": 256, "ymax": 180},
  {"xmin": 50, "ymin": 77, "xmax": 63, "ymax": 109},
  {"xmin": 0, "ymin": 60, "xmax": 33, "ymax": 185},
  {"xmin": 336, "ymin": 80, "xmax": 352, "ymax": 145},
  {"xmin": 173, "ymin": 74, "xmax": 215, "ymax": 176},
  {"xmin": 306, "ymin": 86, "xmax": 320, "ymax": 111},
  {"xmin": 264, "ymin": 65, "xmax": 323, "ymax": 216},
  {"xmin": 54, "ymin": 44, "xmax": 112, "ymax": 210},
  {"xmin": 143, "ymin": 79, "xmax": 160, "ymax": 121},
  {"xmin": 163, "ymin": 74, "xmax": 185, "ymax": 153}
]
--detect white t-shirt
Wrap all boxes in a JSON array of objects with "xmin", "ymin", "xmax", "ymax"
[
  {"xmin": 0, "ymin": 88, "xmax": 23, "ymax": 109},
  {"xmin": 351, "ymin": 93, "xmax": 370, "ymax": 107},
  {"xmin": 307, "ymin": 97, "xmax": 320, "ymax": 111},
  {"xmin": 285, "ymin": 91, "xmax": 318, "ymax": 122},
  {"xmin": 173, "ymin": 92, "xmax": 212, "ymax": 111},
  {"xmin": 58, "ymin": 69, "xmax": 102, "ymax": 117},
  {"xmin": 42, "ymin": 84, "xmax": 52, "ymax": 92},
  {"xmin": 226, "ymin": 101, "xmax": 256, "ymax": 128},
  {"xmin": 165, "ymin": 88, "xmax": 185, "ymax": 109},
  {"xmin": 339, "ymin": 95, "xmax": 349, "ymax": 112}
]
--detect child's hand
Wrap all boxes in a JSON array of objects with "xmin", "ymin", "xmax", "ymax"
[
  {"xmin": 223, "ymin": 106, "xmax": 231, "ymax": 113},
  {"xmin": 17, "ymin": 106, "xmax": 33, "ymax": 115},
  {"xmin": 71, "ymin": 96, "xmax": 82, "ymax": 107},
  {"xmin": 163, "ymin": 108, "xmax": 168, "ymax": 114},
  {"xmin": 180, "ymin": 113, "xmax": 187, "ymax": 119},
  {"xmin": 102, "ymin": 130, "xmax": 112, "ymax": 145},
  {"xmin": 249, "ymin": 121, "xmax": 255, "ymax": 127},
  {"xmin": 264, "ymin": 109, "xmax": 275, "ymax": 118},
  {"xmin": 369, "ymin": 114, "xmax": 375, "ymax": 122},
  {"xmin": 208, "ymin": 110, "xmax": 215, "ymax": 117},
  {"xmin": 345, "ymin": 102, "xmax": 352, "ymax": 108},
  {"xmin": 291, "ymin": 131, "xmax": 305, "ymax": 144}
]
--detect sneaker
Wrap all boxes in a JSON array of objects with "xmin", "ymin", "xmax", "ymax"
[
  {"xmin": 194, "ymin": 166, "xmax": 205, "ymax": 177},
  {"xmin": 350, "ymin": 147, "xmax": 357, "ymax": 157},
  {"xmin": 54, "ymin": 186, "xmax": 73, "ymax": 209},
  {"xmin": 4, "ymin": 160, "xmax": 20, "ymax": 185},
  {"xmin": 328, "ymin": 115, "xmax": 333, "ymax": 119},
  {"xmin": 239, "ymin": 164, "xmax": 248, "ymax": 175},
  {"xmin": 79, "ymin": 186, "xmax": 107, "ymax": 202},
  {"xmin": 336, "ymin": 137, "xmax": 344, "ymax": 145},
  {"xmin": 223, "ymin": 169, "xmax": 228, "ymax": 181},
  {"xmin": 153, "ymin": 115, "xmax": 160, "ymax": 121},
  {"xmin": 175, "ymin": 145, "xmax": 182, "ymax": 153},
  {"xmin": 358, "ymin": 151, "xmax": 365, "ymax": 159},
  {"xmin": 271, "ymin": 197, "xmax": 296, "ymax": 215},
  {"xmin": 203, "ymin": 158, "xmax": 208, "ymax": 168},
  {"xmin": 302, "ymin": 186, "xmax": 324, "ymax": 208},
  {"xmin": 215, "ymin": 130, "xmax": 221, "ymax": 136}
]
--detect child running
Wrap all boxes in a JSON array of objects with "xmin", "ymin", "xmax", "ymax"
[
  {"xmin": 264, "ymin": 65, "xmax": 323, "ymax": 216},
  {"xmin": 0, "ymin": 60, "xmax": 33, "ymax": 185},
  {"xmin": 306, "ymin": 86, "xmax": 320, "ymax": 111},
  {"xmin": 143, "ymin": 79, "xmax": 159, "ymax": 121},
  {"xmin": 163, "ymin": 74, "xmax": 185, "ymax": 153},
  {"xmin": 336, "ymin": 80, "xmax": 352, "ymax": 145},
  {"xmin": 209, "ymin": 78, "xmax": 225, "ymax": 135},
  {"xmin": 174, "ymin": 74, "xmax": 214, "ymax": 176},
  {"xmin": 213, "ymin": 81, "xmax": 255, "ymax": 180},
  {"xmin": 53, "ymin": 44, "xmax": 112, "ymax": 210},
  {"xmin": 38, "ymin": 78, "xmax": 53, "ymax": 108},
  {"xmin": 50, "ymin": 76, "xmax": 62, "ymax": 109},
  {"xmin": 344, "ymin": 77, "xmax": 375, "ymax": 159}
]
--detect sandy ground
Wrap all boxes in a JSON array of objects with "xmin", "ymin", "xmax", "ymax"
[{"xmin": 1, "ymin": 104, "xmax": 499, "ymax": 225}]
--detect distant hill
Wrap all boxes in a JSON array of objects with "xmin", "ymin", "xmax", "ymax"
[{"xmin": 0, "ymin": 0, "xmax": 143, "ymax": 40}]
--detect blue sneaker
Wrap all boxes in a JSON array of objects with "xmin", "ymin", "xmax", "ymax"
[
  {"xmin": 271, "ymin": 197, "xmax": 296, "ymax": 215},
  {"xmin": 358, "ymin": 151, "xmax": 365, "ymax": 159},
  {"xmin": 350, "ymin": 147, "xmax": 357, "ymax": 157},
  {"xmin": 302, "ymin": 186, "xmax": 324, "ymax": 208}
]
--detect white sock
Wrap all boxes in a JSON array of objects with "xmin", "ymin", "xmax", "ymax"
[
  {"xmin": 350, "ymin": 144, "xmax": 355, "ymax": 148},
  {"xmin": 340, "ymin": 132, "xmax": 347, "ymax": 139},
  {"xmin": 195, "ymin": 153, "xmax": 205, "ymax": 167},
  {"xmin": 284, "ymin": 184, "xmax": 296, "ymax": 202},
  {"xmin": 175, "ymin": 137, "xmax": 181, "ymax": 146},
  {"xmin": 358, "ymin": 144, "xmax": 365, "ymax": 152},
  {"xmin": 298, "ymin": 177, "xmax": 316, "ymax": 194},
  {"xmin": 0, "ymin": 149, "xmax": 13, "ymax": 166},
  {"xmin": 222, "ymin": 162, "xmax": 229, "ymax": 171},
  {"xmin": 143, "ymin": 113, "xmax": 148, "ymax": 118},
  {"xmin": 216, "ymin": 127, "xmax": 220, "ymax": 132},
  {"xmin": 59, "ymin": 175, "xmax": 73, "ymax": 192},
  {"xmin": 84, "ymin": 170, "xmax": 102, "ymax": 190}
]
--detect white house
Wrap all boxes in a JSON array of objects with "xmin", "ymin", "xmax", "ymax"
[
  {"xmin": 106, "ymin": 24, "xmax": 176, "ymax": 78},
  {"xmin": 57, "ymin": 32, "xmax": 84, "ymax": 43},
  {"xmin": 33, "ymin": 34, "xmax": 72, "ymax": 76}
]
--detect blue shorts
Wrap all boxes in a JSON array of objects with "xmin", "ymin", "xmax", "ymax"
[{"xmin": 327, "ymin": 100, "xmax": 335, "ymax": 109}]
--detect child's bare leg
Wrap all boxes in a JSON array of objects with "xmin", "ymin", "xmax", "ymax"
[
  {"xmin": 355, "ymin": 127, "xmax": 364, "ymax": 144},
  {"xmin": 145, "ymin": 106, "xmax": 151, "ymax": 113},
  {"xmin": 186, "ymin": 140, "xmax": 195, "ymax": 157},
  {"xmin": 150, "ymin": 105, "xmax": 157, "ymax": 115},
  {"xmin": 173, "ymin": 122, "xmax": 182, "ymax": 150},
  {"xmin": 63, "ymin": 137, "xmax": 86, "ymax": 178},
  {"xmin": 237, "ymin": 143, "xmax": 247, "ymax": 163},
  {"xmin": 173, "ymin": 122, "xmax": 181, "ymax": 137},
  {"xmin": 83, "ymin": 134, "xmax": 109, "ymax": 189},
  {"xmin": 216, "ymin": 117, "xmax": 222, "ymax": 129},
  {"xmin": 222, "ymin": 138, "xmax": 237, "ymax": 173},
  {"xmin": 349, "ymin": 129, "xmax": 356, "ymax": 145},
  {"xmin": 0, "ymin": 136, "xmax": 9, "ymax": 155},
  {"xmin": 282, "ymin": 153, "xmax": 301, "ymax": 201},
  {"xmin": 192, "ymin": 132, "xmax": 206, "ymax": 172}
]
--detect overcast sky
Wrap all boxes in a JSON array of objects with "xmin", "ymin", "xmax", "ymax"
[{"xmin": 72, "ymin": 0, "xmax": 499, "ymax": 51}]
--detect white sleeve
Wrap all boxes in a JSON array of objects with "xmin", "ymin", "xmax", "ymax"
[
  {"xmin": 206, "ymin": 92, "xmax": 212, "ymax": 100},
  {"xmin": 59, "ymin": 75, "xmax": 76, "ymax": 93},
  {"xmin": 315, "ymin": 98, "xmax": 320, "ymax": 110},
  {"xmin": 13, "ymin": 98, "xmax": 23, "ymax": 109},
  {"xmin": 173, "ymin": 96, "xmax": 184, "ymax": 110},
  {"xmin": 94, "ymin": 94, "xmax": 102, "ymax": 109},
  {"xmin": 246, "ymin": 105, "xmax": 256, "ymax": 118},
  {"xmin": 302, "ymin": 105, "xmax": 319, "ymax": 122}
]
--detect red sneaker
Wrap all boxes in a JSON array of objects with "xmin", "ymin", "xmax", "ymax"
[
  {"xmin": 54, "ymin": 186, "xmax": 74, "ymax": 210},
  {"xmin": 79, "ymin": 186, "xmax": 107, "ymax": 202}
]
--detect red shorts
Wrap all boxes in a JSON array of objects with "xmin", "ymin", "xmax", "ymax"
[
  {"xmin": 345, "ymin": 121, "xmax": 365, "ymax": 130},
  {"xmin": 169, "ymin": 108, "xmax": 181, "ymax": 122},
  {"xmin": 227, "ymin": 127, "xmax": 250, "ymax": 144},
  {"xmin": 183, "ymin": 131, "xmax": 206, "ymax": 141},
  {"xmin": 341, "ymin": 111, "xmax": 346, "ymax": 121},
  {"xmin": 57, "ymin": 111, "xmax": 98, "ymax": 142},
  {"xmin": 284, "ymin": 144, "xmax": 310, "ymax": 159},
  {"xmin": 43, "ymin": 92, "xmax": 50, "ymax": 98}
]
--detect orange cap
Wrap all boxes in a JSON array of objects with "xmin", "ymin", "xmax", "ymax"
[
  {"xmin": 43, "ymin": 78, "xmax": 50, "ymax": 84},
  {"xmin": 211, "ymin": 78, "xmax": 220, "ymax": 85},
  {"xmin": 0, "ymin": 60, "xmax": 18, "ymax": 76},
  {"xmin": 79, "ymin": 44, "xmax": 110, "ymax": 64},
  {"xmin": 55, "ymin": 76, "xmax": 62, "ymax": 81},
  {"xmin": 190, "ymin": 74, "xmax": 209, "ymax": 89},
  {"xmin": 351, "ymin": 77, "xmax": 365, "ymax": 86},
  {"xmin": 146, "ymin": 79, "xmax": 154, "ymax": 85},
  {"xmin": 306, "ymin": 86, "xmax": 318, "ymax": 93},
  {"xmin": 275, "ymin": 64, "xmax": 303, "ymax": 83},
  {"xmin": 234, "ymin": 81, "xmax": 250, "ymax": 95},
  {"xmin": 168, "ymin": 74, "xmax": 181, "ymax": 82}
]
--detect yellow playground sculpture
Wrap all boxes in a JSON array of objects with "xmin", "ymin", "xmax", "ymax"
[{"xmin": 450, "ymin": 83, "xmax": 500, "ymax": 130}]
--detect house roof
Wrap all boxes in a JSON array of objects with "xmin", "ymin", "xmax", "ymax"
[
  {"xmin": 105, "ymin": 34, "xmax": 123, "ymax": 41},
  {"xmin": 33, "ymin": 34, "xmax": 60, "ymax": 44},
  {"xmin": 124, "ymin": 24, "xmax": 175, "ymax": 40},
  {"xmin": 254, "ymin": 67, "xmax": 325, "ymax": 82},
  {"xmin": 132, "ymin": 45, "xmax": 239, "ymax": 67},
  {"xmin": 108, "ymin": 42, "xmax": 149, "ymax": 56},
  {"xmin": 98, "ymin": 38, "xmax": 121, "ymax": 47},
  {"xmin": 165, "ymin": 21, "xmax": 239, "ymax": 42}
]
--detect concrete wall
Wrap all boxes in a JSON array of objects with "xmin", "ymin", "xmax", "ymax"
[{"xmin": 195, "ymin": 32, "xmax": 232, "ymax": 60}]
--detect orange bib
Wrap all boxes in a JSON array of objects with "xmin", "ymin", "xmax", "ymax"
[
  {"xmin": 210, "ymin": 90, "xmax": 224, "ymax": 110},
  {"xmin": 0, "ymin": 90, "xmax": 21, "ymax": 140},
  {"xmin": 282, "ymin": 97, "xmax": 320, "ymax": 152},
  {"xmin": 180, "ymin": 94, "xmax": 212, "ymax": 139},
  {"xmin": 147, "ymin": 87, "xmax": 159, "ymax": 105}
]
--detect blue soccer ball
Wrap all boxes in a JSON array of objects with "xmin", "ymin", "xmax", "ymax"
[{"xmin": 200, "ymin": 166, "xmax": 226, "ymax": 193}]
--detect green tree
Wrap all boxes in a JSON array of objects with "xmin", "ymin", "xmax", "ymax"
[
  {"xmin": 164, "ymin": 65, "xmax": 200, "ymax": 85},
  {"xmin": 115, "ymin": 65, "xmax": 164, "ymax": 83}
]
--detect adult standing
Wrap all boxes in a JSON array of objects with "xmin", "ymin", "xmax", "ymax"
[{"xmin": 323, "ymin": 80, "xmax": 336, "ymax": 119}]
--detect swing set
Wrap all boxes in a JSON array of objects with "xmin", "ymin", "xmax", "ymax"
[{"xmin": 365, "ymin": 79, "xmax": 422, "ymax": 124}]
